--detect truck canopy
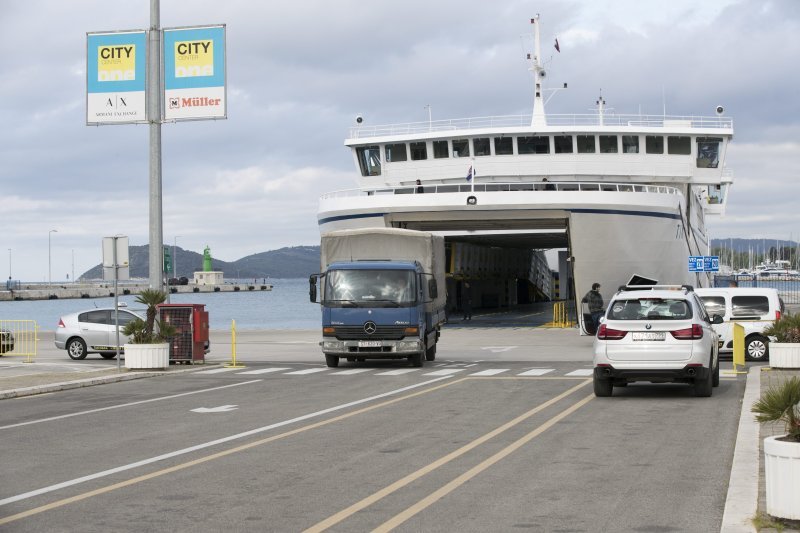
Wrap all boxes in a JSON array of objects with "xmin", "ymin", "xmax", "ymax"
[{"xmin": 321, "ymin": 228, "xmax": 446, "ymax": 311}]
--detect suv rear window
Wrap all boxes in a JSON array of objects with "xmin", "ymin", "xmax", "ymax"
[
  {"xmin": 731, "ymin": 296, "xmax": 769, "ymax": 317},
  {"xmin": 608, "ymin": 298, "xmax": 692, "ymax": 320}
]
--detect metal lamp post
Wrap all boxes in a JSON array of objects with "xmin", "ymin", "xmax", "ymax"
[
  {"xmin": 48, "ymin": 229, "xmax": 58, "ymax": 288},
  {"xmin": 7, "ymin": 248, "xmax": 10, "ymax": 280}
]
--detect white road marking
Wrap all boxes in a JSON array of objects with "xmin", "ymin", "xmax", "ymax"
[
  {"xmin": 333, "ymin": 369, "xmax": 372, "ymax": 375},
  {"xmin": 424, "ymin": 369, "xmax": 465, "ymax": 376},
  {"xmin": 196, "ymin": 367, "xmax": 241, "ymax": 374},
  {"xmin": 565, "ymin": 369, "xmax": 593, "ymax": 377},
  {"xmin": 481, "ymin": 346, "xmax": 517, "ymax": 353},
  {"xmin": 375, "ymin": 369, "xmax": 420, "ymax": 376},
  {"xmin": 191, "ymin": 405, "xmax": 239, "ymax": 413},
  {"xmin": 469, "ymin": 369, "xmax": 509, "ymax": 376},
  {"xmin": 0, "ymin": 376, "xmax": 454, "ymax": 507},
  {"xmin": 0, "ymin": 381, "xmax": 262, "ymax": 430},
  {"xmin": 284, "ymin": 368, "xmax": 329, "ymax": 375},
  {"xmin": 237, "ymin": 368, "xmax": 291, "ymax": 375},
  {"xmin": 517, "ymin": 368, "xmax": 555, "ymax": 376}
]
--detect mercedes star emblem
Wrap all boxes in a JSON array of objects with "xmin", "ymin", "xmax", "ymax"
[{"xmin": 364, "ymin": 321, "xmax": 377, "ymax": 335}]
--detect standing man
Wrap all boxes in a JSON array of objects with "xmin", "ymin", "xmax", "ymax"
[
  {"xmin": 462, "ymin": 281, "xmax": 472, "ymax": 321},
  {"xmin": 582, "ymin": 282, "xmax": 604, "ymax": 332}
]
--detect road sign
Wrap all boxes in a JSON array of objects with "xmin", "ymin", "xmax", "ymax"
[{"xmin": 689, "ymin": 255, "xmax": 719, "ymax": 272}]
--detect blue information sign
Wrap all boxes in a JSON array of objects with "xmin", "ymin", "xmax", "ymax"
[{"xmin": 689, "ymin": 256, "xmax": 719, "ymax": 272}]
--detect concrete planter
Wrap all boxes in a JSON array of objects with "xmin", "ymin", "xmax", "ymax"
[
  {"xmin": 769, "ymin": 343, "xmax": 800, "ymax": 369},
  {"xmin": 123, "ymin": 343, "xmax": 169, "ymax": 370},
  {"xmin": 764, "ymin": 436, "xmax": 800, "ymax": 520}
]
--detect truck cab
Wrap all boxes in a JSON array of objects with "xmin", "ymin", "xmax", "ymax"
[{"xmin": 311, "ymin": 260, "xmax": 443, "ymax": 368}]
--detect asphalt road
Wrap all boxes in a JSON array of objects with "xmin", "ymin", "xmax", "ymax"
[{"xmin": 0, "ymin": 328, "xmax": 747, "ymax": 531}]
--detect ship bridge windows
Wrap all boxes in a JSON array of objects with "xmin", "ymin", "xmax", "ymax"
[
  {"xmin": 667, "ymin": 136, "xmax": 691, "ymax": 155},
  {"xmin": 646, "ymin": 135, "xmax": 664, "ymax": 154},
  {"xmin": 696, "ymin": 137, "xmax": 721, "ymax": 168},
  {"xmin": 577, "ymin": 135, "xmax": 595, "ymax": 153},
  {"xmin": 599, "ymin": 135, "xmax": 618, "ymax": 153},
  {"xmin": 554, "ymin": 135, "xmax": 573, "ymax": 153},
  {"xmin": 518, "ymin": 135, "xmax": 550, "ymax": 154},
  {"xmin": 473, "ymin": 137, "xmax": 491, "ymax": 156},
  {"xmin": 433, "ymin": 140, "xmax": 449, "ymax": 159},
  {"xmin": 494, "ymin": 137, "xmax": 513, "ymax": 155},
  {"xmin": 410, "ymin": 141, "xmax": 428, "ymax": 160},
  {"xmin": 622, "ymin": 135, "xmax": 639, "ymax": 153},
  {"xmin": 385, "ymin": 143, "xmax": 407, "ymax": 163},
  {"xmin": 356, "ymin": 146, "xmax": 381, "ymax": 176},
  {"xmin": 452, "ymin": 139, "xmax": 470, "ymax": 157}
]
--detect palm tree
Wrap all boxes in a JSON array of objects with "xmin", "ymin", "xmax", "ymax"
[
  {"xmin": 136, "ymin": 288, "xmax": 167, "ymax": 339},
  {"xmin": 122, "ymin": 288, "xmax": 174, "ymax": 344}
]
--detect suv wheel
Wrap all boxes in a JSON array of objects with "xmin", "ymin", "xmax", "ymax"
[
  {"xmin": 593, "ymin": 376, "xmax": 613, "ymax": 397},
  {"xmin": 745, "ymin": 335, "xmax": 769, "ymax": 361},
  {"xmin": 693, "ymin": 364, "xmax": 713, "ymax": 397}
]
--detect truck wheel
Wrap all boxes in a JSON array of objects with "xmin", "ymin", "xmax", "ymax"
[
  {"xmin": 745, "ymin": 335, "xmax": 769, "ymax": 361},
  {"xmin": 325, "ymin": 354, "xmax": 339, "ymax": 368},
  {"xmin": 409, "ymin": 351, "xmax": 423, "ymax": 367},
  {"xmin": 425, "ymin": 343, "xmax": 436, "ymax": 361}
]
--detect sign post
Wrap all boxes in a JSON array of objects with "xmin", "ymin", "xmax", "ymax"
[{"xmin": 103, "ymin": 236, "xmax": 129, "ymax": 371}]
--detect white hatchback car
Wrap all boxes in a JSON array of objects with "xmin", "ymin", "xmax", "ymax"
[
  {"xmin": 55, "ymin": 306, "xmax": 144, "ymax": 360},
  {"xmin": 593, "ymin": 285, "xmax": 723, "ymax": 397}
]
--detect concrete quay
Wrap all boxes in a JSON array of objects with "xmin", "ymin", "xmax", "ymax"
[{"xmin": 0, "ymin": 281, "xmax": 273, "ymax": 301}]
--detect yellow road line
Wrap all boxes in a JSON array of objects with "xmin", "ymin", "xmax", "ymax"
[
  {"xmin": 303, "ymin": 379, "xmax": 591, "ymax": 532},
  {"xmin": 374, "ymin": 392, "xmax": 595, "ymax": 532}
]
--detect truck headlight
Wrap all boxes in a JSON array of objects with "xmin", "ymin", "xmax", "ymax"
[{"xmin": 322, "ymin": 340, "xmax": 344, "ymax": 350}]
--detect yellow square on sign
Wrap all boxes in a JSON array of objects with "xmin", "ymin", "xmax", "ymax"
[
  {"xmin": 174, "ymin": 40, "xmax": 214, "ymax": 78},
  {"xmin": 97, "ymin": 44, "xmax": 136, "ymax": 82}
]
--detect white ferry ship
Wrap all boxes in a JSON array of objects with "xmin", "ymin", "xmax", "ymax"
[{"xmin": 318, "ymin": 17, "xmax": 733, "ymax": 332}]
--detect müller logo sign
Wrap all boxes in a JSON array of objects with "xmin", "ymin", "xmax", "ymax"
[
  {"xmin": 164, "ymin": 26, "xmax": 226, "ymax": 121},
  {"xmin": 86, "ymin": 24, "xmax": 226, "ymax": 125}
]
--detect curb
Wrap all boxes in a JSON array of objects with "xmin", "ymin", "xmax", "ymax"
[{"xmin": 720, "ymin": 367, "xmax": 760, "ymax": 532}]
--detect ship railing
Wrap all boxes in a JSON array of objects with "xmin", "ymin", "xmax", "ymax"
[
  {"xmin": 348, "ymin": 114, "xmax": 733, "ymax": 138},
  {"xmin": 320, "ymin": 182, "xmax": 681, "ymax": 200}
]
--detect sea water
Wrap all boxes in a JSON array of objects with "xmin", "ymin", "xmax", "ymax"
[{"xmin": 0, "ymin": 278, "xmax": 319, "ymax": 331}]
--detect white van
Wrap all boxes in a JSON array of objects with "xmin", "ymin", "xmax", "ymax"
[{"xmin": 695, "ymin": 287, "xmax": 784, "ymax": 361}]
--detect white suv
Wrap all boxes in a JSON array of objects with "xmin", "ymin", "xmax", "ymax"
[{"xmin": 593, "ymin": 285, "xmax": 723, "ymax": 397}]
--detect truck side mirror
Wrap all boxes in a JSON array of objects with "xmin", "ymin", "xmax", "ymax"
[
  {"xmin": 428, "ymin": 279, "xmax": 438, "ymax": 299},
  {"xmin": 309, "ymin": 275, "xmax": 317, "ymax": 303}
]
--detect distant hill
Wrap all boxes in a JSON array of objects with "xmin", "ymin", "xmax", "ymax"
[{"xmin": 80, "ymin": 245, "xmax": 320, "ymax": 280}]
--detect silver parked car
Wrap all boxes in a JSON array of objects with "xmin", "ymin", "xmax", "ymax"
[{"xmin": 55, "ymin": 307, "xmax": 144, "ymax": 360}]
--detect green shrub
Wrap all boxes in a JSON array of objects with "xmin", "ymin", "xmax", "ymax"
[
  {"xmin": 763, "ymin": 312, "xmax": 800, "ymax": 343},
  {"xmin": 752, "ymin": 376, "xmax": 800, "ymax": 442}
]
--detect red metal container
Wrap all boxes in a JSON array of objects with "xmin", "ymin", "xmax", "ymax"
[{"xmin": 156, "ymin": 303, "xmax": 209, "ymax": 363}]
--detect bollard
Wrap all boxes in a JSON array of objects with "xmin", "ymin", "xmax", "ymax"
[
  {"xmin": 728, "ymin": 322, "xmax": 747, "ymax": 374},
  {"xmin": 224, "ymin": 319, "xmax": 245, "ymax": 368}
]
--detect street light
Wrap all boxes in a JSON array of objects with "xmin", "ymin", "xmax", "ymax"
[
  {"xmin": 48, "ymin": 229, "xmax": 57, "ymax": 288},
  {"xmin": 7, "ymin": 248, "xmax": 10, "ymax": 280}
]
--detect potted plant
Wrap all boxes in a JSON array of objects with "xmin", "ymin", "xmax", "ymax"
[
  {"xmin": 763, "ymin": 312, "xmax": 800, "ymax": 369},
  {"xmin": 121, "ymin": 289, "xmax": 175, "ymax": 370},
  {"xmin": 752, "ymin": 376, "xmax": 800, "ymax": 520}
]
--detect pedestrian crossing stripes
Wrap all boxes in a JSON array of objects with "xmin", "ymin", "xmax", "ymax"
[
  {"xmin": 565, "ymin": 369, "xmax": 593, "ymax": 377},
  {"xmin": 236, "ymin": 368, "xmax": 291, "ymax": 375},
  {"xmin": 517, "ymin": 369, "xmax": 555, "ymax": 376}
]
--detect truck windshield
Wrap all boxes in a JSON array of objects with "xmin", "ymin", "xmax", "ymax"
[{"xmin": 324, "ymin": 269, "xmax": 416, "ymax": 307}]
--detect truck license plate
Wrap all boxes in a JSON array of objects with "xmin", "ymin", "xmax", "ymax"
[
  {"xmin": 358, "ymin": 341, "xmax": 382, "ymax": 347},
  {"xmin": 632, "ymin": 332, "xmax": 665, "ymax": 341}
]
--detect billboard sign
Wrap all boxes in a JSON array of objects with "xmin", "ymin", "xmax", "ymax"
[
  {"xmin": 87, "ymin": 31, "xmax": 147, "ymax": 125},
  {"xmin": 163, "ymin": 25, "xmax": 226, "ymax": 121}
]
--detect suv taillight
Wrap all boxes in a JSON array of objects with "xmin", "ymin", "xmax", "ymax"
[
  {"xmin": 597, "ymin": 324, "xmax": 627, "ymax": 340},
  {"xmin": 671, "ymin": 324, "xmax": 703, "ymax": 340}
]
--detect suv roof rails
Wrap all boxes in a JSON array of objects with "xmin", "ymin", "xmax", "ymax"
[{"xmin": 617, "ymin": 284, "xmax": 694, "ymax": 293}]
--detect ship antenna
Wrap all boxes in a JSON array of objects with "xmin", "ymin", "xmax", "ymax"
[{"xmin": 529, "ymin": 15, "xmax": 547, "ymax": 127}]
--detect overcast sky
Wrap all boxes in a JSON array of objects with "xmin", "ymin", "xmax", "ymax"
[{"xmin": 2, "ymin": 0, "xmax": 798, "ymax": 281}]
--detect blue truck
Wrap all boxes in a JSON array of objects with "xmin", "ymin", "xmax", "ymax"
[{"xmin": 309, "ymin": 228, "xmax": 447, "ymax": 368}]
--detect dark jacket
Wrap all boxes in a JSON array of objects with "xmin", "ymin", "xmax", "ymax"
[{"xmin": 582, "ymin": 289, "xmax": 604, "ymax": 313}]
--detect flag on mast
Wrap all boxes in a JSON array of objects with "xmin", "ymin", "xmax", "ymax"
[
  {"xmin": 466, "ymin": 165, "xmax": 474, "ymax": 181},
  {"xmin": 554, "ymin": 38, "xmax": 560, "ymax": 52}
]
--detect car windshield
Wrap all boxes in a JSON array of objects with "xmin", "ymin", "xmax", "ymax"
[
  {"xmin": 324, "ymin": 269, "xmax": 415, "ymax": 308},
  {"xmin": 608, "ymin": 298, "xmax": 692, "ymax": 320}
]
